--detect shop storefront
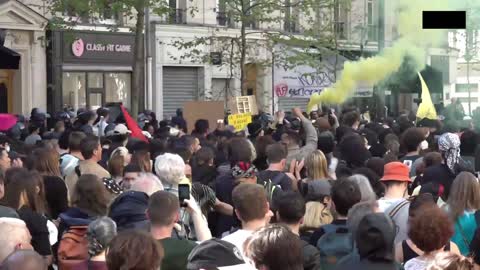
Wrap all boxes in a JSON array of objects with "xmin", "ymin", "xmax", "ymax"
[{"xmin": 48, "ymin": 30, "xmax": 135, "ymax": 112}]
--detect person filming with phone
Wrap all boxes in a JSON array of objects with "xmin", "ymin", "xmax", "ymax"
[
  {"xmin": 148, "ymin": 191, "xmax": 211, "ymax": 270},
  {"xmin": 154, "ymin": 153, "xmax": 212, "ymax": 241}
]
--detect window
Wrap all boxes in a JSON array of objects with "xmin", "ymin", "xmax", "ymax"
[
  {"xmin": 62, "ymin": 72, "xmax": 131, "ymax": 110},
  {"xmin": 88, "ymin": 73, "xmax": 103, "ymax": 88},
  {"xmin": 284, "ymin": 0, "xmax": 299, "ymax": 33},
  {"xmin": 243, "ymin": 0, "xmax": 257, "ymax": 29},
  {"xmin": 62, "ymin": 72, "xmax": 86, "ymax": 110},
  {"xmin": 168, "ymin": 0, "xmax": 187, "ymax": 24},
  {"xmin": 367, "ymin": 0, "xmax": 376, "ymax": 41},
  {"xmin": 105, "ymin": 73, "xmax": 131, "ymax": 109},
  {"xmin": 334, "ymin": 1, "xmax": 348, "ymax": 39},
  {"xmin": 216, "ymin": 0, "xmax": 230, "ymax": 26},
  {"xmin": 168, "ymin": 0, "xmax": 177, "ymax": 23},
  {"xmin": 456, "ymin": 83, "xmax": 478, "ymax": 92}
]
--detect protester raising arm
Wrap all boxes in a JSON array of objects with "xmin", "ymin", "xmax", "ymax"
[
  {"xmin": 272, "ymin": 110, "xmax": 286, "ymax": 141},
  {"xmin": 183, "ymin": 198, "xmax": 212, "ymax": 242},
  {"xmin": 293, "ymin": 108, "xmax": 318, "ymax": 154}
]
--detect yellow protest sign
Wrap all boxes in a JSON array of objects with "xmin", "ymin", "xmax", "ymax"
[{"xmin": 228, "ymin": 113, "xmax": 252, "ymax": 131}]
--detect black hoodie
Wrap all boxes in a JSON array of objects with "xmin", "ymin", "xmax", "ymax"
[
  {"xmin": 335, "ymin": 213, "xmax": 402, "ymax": 270},
  {"xmin": 192, "ymin": 164, "xmax": 218, "ymax": 187}
]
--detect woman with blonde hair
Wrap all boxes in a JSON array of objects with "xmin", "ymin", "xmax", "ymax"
[
  {"xmin": 299, "ymin": 180, "xmax": 333, "ymax": 242},
  {"xmin": 108, "ymin": 147, "xmax": 131, "ymax": 183},
  {"xmin": 445, "ymin": 172, "xmax": 480, "ymax": 255},
  {"xmin": 297, "ymin": 150, "xmax": 330, "ymax": 182}
]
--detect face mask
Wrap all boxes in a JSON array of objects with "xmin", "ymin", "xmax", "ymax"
[
  {"xmin": 4, "ymin": 145, "xmax": 10, "ymax": 153},
  {"xmin": 420, "ymin": 140, "xmax": 429, "ymax": 150}
]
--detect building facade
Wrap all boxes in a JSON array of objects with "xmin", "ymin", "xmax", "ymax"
[
  {"xmin": 0, "ymin": 0, "xmax": 47, "ymax": 115},
  {"xmin": 449, "ymin": 30, "xmax": 480, "ymax": 115}
]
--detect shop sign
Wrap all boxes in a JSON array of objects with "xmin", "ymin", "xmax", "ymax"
[
  {"xmin": 274, "ymin": 65, "xmax": 336, "ymax": 98},
  {"xmin": 63, "ymin": 31, "xmax": 135, "ymax": 64},
  {"xmin": 72, "ymin": 39, "xmax": 132, "ymax": 57},
  {"xmin": 228, "ymin": 113, "xmax": 252, "ymax": 131}
]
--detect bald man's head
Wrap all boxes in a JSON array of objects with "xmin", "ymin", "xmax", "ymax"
[
  {"xmin": 0, "ymin": 218, "xmax": 32, "ymax": 263},
  {"xmin": 1, "ymin": 250, "xmax": 46, "ymax": 270}
]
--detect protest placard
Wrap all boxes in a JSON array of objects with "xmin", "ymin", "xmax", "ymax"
[{"xmin": 228, "ymin": 113, "xmax": 252, "ymax": 131}]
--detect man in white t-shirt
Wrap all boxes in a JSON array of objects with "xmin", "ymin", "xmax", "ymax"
[
  {"xmin": 377, "ymin": 162, "xmax": 412, "ymax": 244},
  {"xmin": 222, "ymin": 184, "xmax": 273, "ymax": 260}
]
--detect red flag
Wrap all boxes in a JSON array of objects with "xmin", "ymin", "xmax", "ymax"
[{"xmin": 120, "ymin": 105, "xmax": 148, "ymax": 142}]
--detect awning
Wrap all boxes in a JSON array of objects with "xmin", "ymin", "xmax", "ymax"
[{"xmin": 0, "ymin": 45, "xmax": 20, "ymax": 69}]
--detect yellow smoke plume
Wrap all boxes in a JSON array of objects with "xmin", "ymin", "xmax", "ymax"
[{"xmin": 307, "ymin": 0, "xmax": 454, "ymax": 112}]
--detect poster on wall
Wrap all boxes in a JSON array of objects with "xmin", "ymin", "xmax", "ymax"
[
  {"xmin": 274, "ymin": 64, "xmax": 336, "ymax": 99},
  {"xmin": 274, "ymin": 64, "xmax": 373, "ymax": 99},
  {"xmin": 273, "ymin": 46, "xmax": 376, "ymax": 101}
]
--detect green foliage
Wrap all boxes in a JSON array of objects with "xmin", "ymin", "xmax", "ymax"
[{"xmin": 46, "ymin": 0, "xmax": 177, "ymax": 29}]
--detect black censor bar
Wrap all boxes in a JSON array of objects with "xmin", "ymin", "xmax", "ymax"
[{"xmin": 422, "ymin": 11, "xmax": 466, "ymax": 29}]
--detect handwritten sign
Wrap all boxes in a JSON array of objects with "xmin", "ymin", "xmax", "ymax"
[{"xmin": 228, "ymin": 113, "xmax": 252, "ymax": 131}]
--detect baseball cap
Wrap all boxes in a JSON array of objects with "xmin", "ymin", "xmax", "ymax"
[
  {"xmin": 106, "ymin": 124, "xmax": 131, "ymax": 136},
  {"xmin": 142, "ymin": 130, "xmax": 152, "ymax": 139},
  {"xmin": 187, "ymin": 239, "xmax": 245, "ymax": 270},
  {"xmin": 380, "ymin": 162, "xmax": 411, "ymax": 182}
]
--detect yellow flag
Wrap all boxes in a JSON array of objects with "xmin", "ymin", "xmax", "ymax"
[{"xmin": 416, "ymin": 72, "xmax": 437, "ymax": 120}]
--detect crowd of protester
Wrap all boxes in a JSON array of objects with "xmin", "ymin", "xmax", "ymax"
[{"xmin": 0, "ymin": 104, "xmax": 479, "ymax": 270}]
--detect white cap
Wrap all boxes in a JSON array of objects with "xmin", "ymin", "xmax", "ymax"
[
  {"xmin": 106, "ymin": 123, "xmax": 131, "ymax": 136},
  {"xmin": 142, "ymin": 131, "xmax": 152, "ymax": 139}
]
